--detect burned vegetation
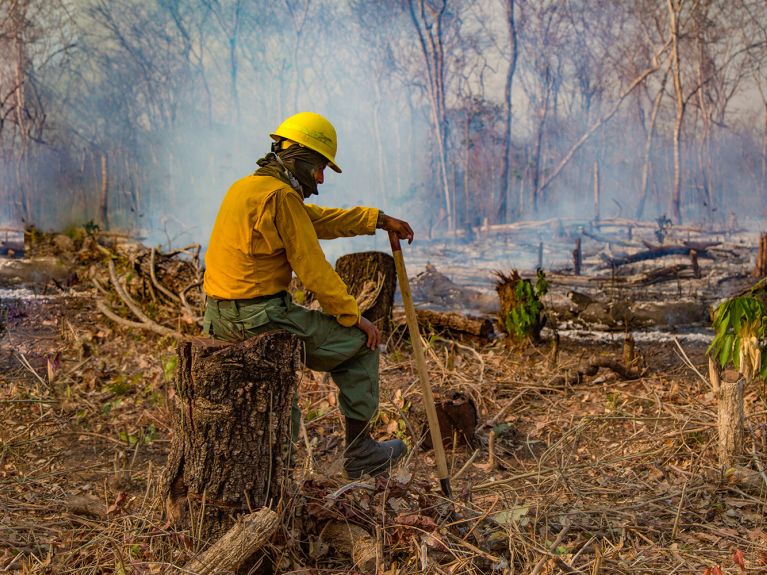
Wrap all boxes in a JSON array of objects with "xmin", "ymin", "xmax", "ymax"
[{"xmin": 1, "ymin": 222, "xmax": 767, "ymax": 575}]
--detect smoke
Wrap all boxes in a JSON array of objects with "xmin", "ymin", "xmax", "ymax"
[{"xmin": 4, "ymin": 0, "xmax": 767, "ymax": 260}]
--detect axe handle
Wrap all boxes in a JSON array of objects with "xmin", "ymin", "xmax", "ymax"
[{"xmin": 388, "ymin": 232, "xmax": 452, "ymax": 498}]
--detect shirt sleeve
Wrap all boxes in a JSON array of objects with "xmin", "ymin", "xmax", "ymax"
[
  {"xmin": 275, "ymin": 190, "xmax": 361, "ymax": 327},
  {"xmin": 303, "ymin": 204, "xmax": 379, "ymax": 240}
]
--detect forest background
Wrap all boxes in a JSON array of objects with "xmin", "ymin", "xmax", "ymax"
[{"xmin": 2, "ymin": 0, "xmax": 767, "ymax": 257}]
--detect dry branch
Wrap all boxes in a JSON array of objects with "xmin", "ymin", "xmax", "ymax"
[
  {"xmin": 100, "ymin": 260, "xmax": 181, "ymax": 337},
  {"xmin": 181, "ymin": 508, "xmax": 279, "ymax": 575},
  {"xmin": 550, "ymin": 357, "xmax": 642, "ymax": 387},
  {"xmin": 600, "ymin": 245, "xmax": 709, "ymax": 268}
]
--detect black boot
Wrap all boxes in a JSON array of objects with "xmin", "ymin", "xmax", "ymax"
[{"xmin": 344, "ymin": 417, "xmax": 407, "ymax": 479}]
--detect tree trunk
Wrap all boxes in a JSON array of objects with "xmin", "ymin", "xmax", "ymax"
[
  {"xmin": 718, "ymin": 370, "xmax": 745, "ymax": 469},
  {"xmin": 498, "ymin": 0, "xmax": 518, "ymax": 224},
  {"xmin": 99, "ymin": 152, "xmax": 109, "ymax": 230},
  {"xmin": 163, "ymin": 332, "xmax": 300, "ymax": 543},
  {"xmin": 408, "ymin": 0, "xmax": 453, "ymax": 231},
  {"xmin": 335, "ymin": 251, "xmax": 396, "ymax": 343},
  {"xmin": 668, "ymin": 0, "xmax": 685, "ymax": 224},
  {"xmin": 636, "ymin": 65, "xmax": 670, "ymax": 220}
]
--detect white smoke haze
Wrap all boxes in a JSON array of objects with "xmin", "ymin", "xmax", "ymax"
[{"xmin": 1, "ymin": 0, "xmax": 766, "ymax": 265}]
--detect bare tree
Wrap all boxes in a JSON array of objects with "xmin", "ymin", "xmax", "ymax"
[
  {"xmin": 407, "ymin": 0, "xmax": 454, "ymax": 230},
  {"xmin": 497, "ymin": 0, "xmax": 518, "ymax": 224}
]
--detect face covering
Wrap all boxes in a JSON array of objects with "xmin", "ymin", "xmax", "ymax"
[{"xmin": 254, "ymin": 142, "xmax": 327, "ymax": 198}]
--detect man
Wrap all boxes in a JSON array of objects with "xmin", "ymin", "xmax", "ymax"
[{"xmin": 203, "ymin": 111, "xmax": 414, "ymax": 479}]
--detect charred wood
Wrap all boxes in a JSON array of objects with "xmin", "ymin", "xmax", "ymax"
[
  {"xmin": 396, "ymin": 308, "xmax": 496, "ymax": 339},
  {"xmin": 600, "ymin": 245, "xmax": 711, "ymax": 268}
]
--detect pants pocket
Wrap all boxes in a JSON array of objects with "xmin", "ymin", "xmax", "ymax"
[{"xmin": 240, "ymin": 307, "xmax": 271, "ymax": 331}]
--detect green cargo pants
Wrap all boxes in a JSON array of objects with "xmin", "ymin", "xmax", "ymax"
[{"xmin": 202, "ymin": 292, "xmax": 379, "ymax": 423}]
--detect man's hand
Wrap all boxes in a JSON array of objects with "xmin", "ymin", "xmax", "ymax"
[
  {"xmin": 381, "ymin": 214, "xmax": 414, "ymax": 244},
  {"xmin": 356, "ymin": 316, "xmax": 381, "ymax": 350}
]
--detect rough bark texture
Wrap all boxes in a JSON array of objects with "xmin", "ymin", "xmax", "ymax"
[
  {"xmin": 718, "ymin": 370, "xmax": 745, "ymax": 468},
  {"xmin": 409, "ymin": 308, "xmax": 495, "ymax": 339},
  {"xmin": 182, "ymin": 508, "xmax": 279, "ymax": 575},
  {"xmin": 335, "ymin": 251, "xmax": 396, "ymax": 341},
  {"xmin": 163, "ymin": 331, "xmax": 300, "ymax": 543}
]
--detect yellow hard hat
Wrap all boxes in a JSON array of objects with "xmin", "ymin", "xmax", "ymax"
[{"xmin": 270, "ymin": 112, "xmax": 342, "ymax": 173}]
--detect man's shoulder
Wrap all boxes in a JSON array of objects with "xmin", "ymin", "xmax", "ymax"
[{"xmin": 228, "ymin": 174, "xmax": 294, "ymax": 198}]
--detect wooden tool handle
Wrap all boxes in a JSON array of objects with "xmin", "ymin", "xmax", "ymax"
[{"xmin": 388, "ymin": 232, "xmax": 451, "ymax": 496}]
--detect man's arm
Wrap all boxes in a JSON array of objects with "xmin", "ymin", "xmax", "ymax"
[
  {"xmin": 275, "ymin": 192, "xmax": 361, "ymax": 327},
  {"xmin": 303, "ymin": 204, "xmax": 378, "ymax": 239}
]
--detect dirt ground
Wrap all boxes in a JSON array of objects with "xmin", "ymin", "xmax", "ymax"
[{"xmin": 1, "ymin": 239, "xmax": 766, "ymax": 574}]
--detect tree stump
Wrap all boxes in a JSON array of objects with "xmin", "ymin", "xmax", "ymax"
[
  {"xmin": 335, "ymin": 251, "xmax": 396, "ymax": 342},
  {"xmin": 494, "ymin": 270, "xmax": 546, "ymax": 344},
  {"xmin": 718, "ymin": 369, "xmax": 745, "ymax": 469},
  {"xmin": 419, "ymin": 389, "xmax": 478, "ymax": 450},
  {"xmin": 163, "ymin": 331, "xmax": 300, "ymax": 544}
]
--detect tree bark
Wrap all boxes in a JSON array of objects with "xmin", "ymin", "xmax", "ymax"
[
  {"xmin": 408, "ymin": 308, "xmax": 495, "ymax": 339},
  {"xmin": 335, "ymin": 251, "xmax": 396, "ymax": 342},
  {"xmin": 163, "ymin": 332, "xmax": 300, "ymax": 543},
  {"xmin": 718, "ymin": 370, "xmax": 745, "ymax": 469}
]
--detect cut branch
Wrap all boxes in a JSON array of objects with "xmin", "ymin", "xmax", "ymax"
[{"xmin": 181, "ymin": 508, "xmax": 279, "ymax": 575}]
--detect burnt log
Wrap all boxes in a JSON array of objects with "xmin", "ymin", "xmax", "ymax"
[
  {"xmin": 335, "ymin": 251, "xmax": 396, "ymax": 342},
  {"xmin": 600, "ymin": 245, "xmax": 710, "ymax": 268},
  {"xmin": 163, "ymin": 331, "xmax": 300, "ymax": 545},
  {"xmin": 400, "ymin": 308, "xmax": 495, "ymax": 339}
]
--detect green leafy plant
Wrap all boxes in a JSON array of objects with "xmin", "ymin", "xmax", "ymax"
[
  {"xmin": 499, "ymin": 269, "xmax": 549, "ymax": 341},
  {"xmin": 708, "ymin": 294, "xmax": 767, "ymax": 382}
]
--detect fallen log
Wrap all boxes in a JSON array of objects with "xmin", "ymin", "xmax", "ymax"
[
  {"xmin": 181, "ymin": 508, "xmax": 279, "ymax": 575},
  {"xmin": 599, "ymin": 245, "xmax": 710, "ymax": 268},
  {"xmin": 396, "ymin": 308, "xmax": 495, "ymax": 339}
]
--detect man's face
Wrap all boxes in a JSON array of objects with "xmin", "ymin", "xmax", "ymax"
[{"xmin": 312, "ymin": 164, "xmax": 327, "ymax": 185}]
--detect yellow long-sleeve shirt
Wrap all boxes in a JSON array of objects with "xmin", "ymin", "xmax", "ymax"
[{"xmin": 203, "ymin": 174, "xmax": 379, "ymax": 327}]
